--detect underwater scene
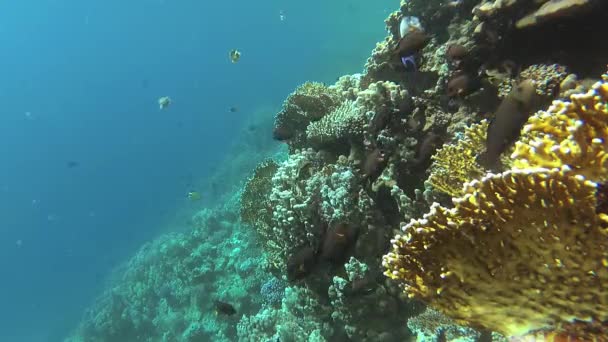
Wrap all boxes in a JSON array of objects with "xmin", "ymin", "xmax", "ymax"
[{"xmin": 2, "ymin": 0, "xmax": 607, "ymax": 341}]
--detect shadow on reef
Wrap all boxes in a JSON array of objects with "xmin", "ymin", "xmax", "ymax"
[{"xmin": 479, "ymin": 1, "xmax": 608, "ymax": 78}]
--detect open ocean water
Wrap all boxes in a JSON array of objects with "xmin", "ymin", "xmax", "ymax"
[{"xmin": 0, "ymin": 1, "xmax": 391, "ymax": 341}]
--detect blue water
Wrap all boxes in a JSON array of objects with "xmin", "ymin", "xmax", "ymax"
[{"xmin": 0, "ymin": 0, "xmax": 391, "ymax": 340}]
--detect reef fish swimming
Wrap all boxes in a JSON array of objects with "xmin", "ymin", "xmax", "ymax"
[
  {"xmin": 477, "ymin": 80, "xmax": 539, "ymax": 170},
  {"xmin": 214, "ymin": 300, "xmax": 237, "ymax": 316}
]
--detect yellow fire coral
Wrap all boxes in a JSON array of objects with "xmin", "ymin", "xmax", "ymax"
[
  {"xmin": 384, "ymin": 74, "xmax": 608, "ymax": 338},
  {"xmin": 384, "ymin": 167, "xmax": 608, "ymax": 337},
  {"xmin": 513, "ymin": 77, "xmax": 608, "ymax": 182},
  {"xmin": 427, "ymin": 120, "xmax": 487, "ymax": 197}
]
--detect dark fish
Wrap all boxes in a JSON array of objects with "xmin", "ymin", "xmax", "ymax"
[
  {"xmin": 446, "ymin": 44, "xmax": 468, "ymax": 60},
  {"xmin": 66, "ymin": 161, "xmax": 79, "ymax": 168},
  {"xmin": 214, "ymin": 300, "xmax": 237, "ymax": 316},
  {"xmin": 228, "ymin": 106, "xmax": 238, "ymax": 113},
  {"xmin": 286, "ymin": 246, "xmax": 317, "ymax": 281},
  {"xmin": 436, "ymin": 328, "xmax": 447, "ymax": 342},
  {"xmin": 273, "ymin": 125, "xmax": 294, "ymax": 141},
  {"xmin": 343, "ymin": 276, "xmax": 376, "ymax": 297},
  {"xmin": 395, "ymin": 29, "xmax": 430, "ymax": 58},
  {"xmin": 320, "ymin": 223, "xmax": 357, "ymax": 263},
  {"xmin": 477, "ymin": 80, "xmax": 539, "ymax": 170},
  {"xmin": 447, "ymin": 73, "xmax": 480, "ymax": 97},
  {"xmin": 413, "ymin": 132, "xmax": 443, "ymax": 167},
  {"xmin": 362, "ymin": 148, "xmax": 386, "ymax": 180}
]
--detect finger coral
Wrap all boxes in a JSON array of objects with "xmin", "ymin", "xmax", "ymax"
[
  {"xmin": 384, "ymin": 167, "xmax": 608, "ymax": 337},
  {"xmin": 512, "ymin": 75, "xmax": 608, "ymax": 182}
]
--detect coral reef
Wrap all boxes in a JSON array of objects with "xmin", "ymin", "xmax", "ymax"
[
  {"xmin": 427, "ymin": 120, "xmax": 488, "ymax": 197},
  {"xmin": 384, "ymin": 80, "xmax": 608, "ymax": 338},
  {"xmin": 68, "ymin": 0, "xmax": 608, "ymax": 340},
  {"xmin": 513, "ymin": 76, "xmax": 608, "ymax": 181},
  {"xmin": 273, "ymin": 82, "xmax": 339, "ymax": 150},
  {"xmin": 66, "ymin": 208, "xmax": 267, "ymax": 342},
  {"xmin": 407, "ymin": 307, "xmax": 483, "ymax": 342},
  {"xmin": 237, "ymin": 286, "xmax": 333, "ymax": 342}
]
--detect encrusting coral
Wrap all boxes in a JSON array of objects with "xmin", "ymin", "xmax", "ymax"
[{"xmin": 383, "ymin": 76, "xmax": 608, "ymax": 338}]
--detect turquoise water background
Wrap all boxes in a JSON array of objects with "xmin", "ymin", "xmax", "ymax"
[{"xmin": 0, "ymin": 0, "xmax": 392, "ymax": 340}]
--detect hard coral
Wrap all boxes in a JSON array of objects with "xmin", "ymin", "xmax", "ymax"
[
  {"xmin": 515, "ymin": 0, "xmax": 594, "ymax": 29},
  {"xmin": 513, "ymin": 76, "xmax": 608, "ymax": 182},
  {"xmin": 427, "ymin": 120, "xmax": 488, "ymax": 197},
  {"xmin": 305, "ymin": 100, "xmax": 364, "ymax": 148},
  {"xmin": 240, "ymin": 159, "xmax": 278, "ymax": 235},
  {"xmin": 384, "ymin": 167, "xmax": 608, "ymax": 337},
  {"xmin": 273, "ymin": 82, "xmax": 339, "ymax": 150}
]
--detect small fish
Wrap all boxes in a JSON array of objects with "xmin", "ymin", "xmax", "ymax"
[
  {"xmin": 320, "ymin": 223, "xmax": 357, "ymax": 263},
  {"xmin": 394, "ymin": 29, "xmax": 430, "ymax": 58},
  {"xmin": 187, "ymin": 191, "xmax": 201, "ymax": 201},
  {"xmin": 446, "ymin": 44, "xmax": 468, "ymax": 61},
  {"xmin": 214, "ymin": 300, "xmax": 237, "ymax": 316},
  {"xmin": 158, "ymin": 96, "xmax": 171, "ymax": 110},
  {"xmin": 343, "ymin": 276, "xmax": 376, "ymax": 297},
  {"xmin": 477, "ymin": 80, "xmax": 539, "ymax": 170},
  {"xmin": 272, "ymin": 125, "xmax": 294, "ymax": 141},
  {"xmin": 228, "ymin": 106, "xmax": 238, "ymax": 113},
  {"xmin": 66, "ymin": 161, "xmax": 79, "ymax": 168},
  {"xmin": 286, "ymin": 246, "xmax": 317, "ymax": 281},
  {"xmin": 413, "ymin": 132, "xmax": 443, "ymax": 167},
  {"xmin": 229, "ymin": 49, "xmax": 241, "ymax": 63},
  {"xmin": 362, "ymin": 148, "xmax": 386, "ymax": 180},
  {"xmin": 400, "ymin": 55, "xmax": 417, "ymax": 71},
  {"xmin": 447, "ymin": 73, "xmax": 480, "ymax": 97}
]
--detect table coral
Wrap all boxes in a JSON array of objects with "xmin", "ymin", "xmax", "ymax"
[
  {"xmin": 384, "ymin": 167, "xmax": 608, "ymax": 337},
  {"xmin": 513, "ymin": 76, "xmax": 608, "ymax": 182}
]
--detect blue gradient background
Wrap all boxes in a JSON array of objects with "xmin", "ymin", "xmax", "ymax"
[{"xmin": 0, "ymin": 0, "xmax": 391, "ymax": 340}]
